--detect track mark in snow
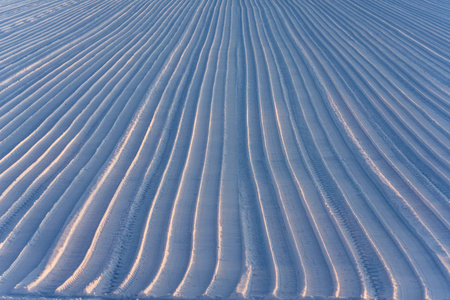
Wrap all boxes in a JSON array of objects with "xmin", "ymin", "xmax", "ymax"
[{"xmin": 0, "ymin": 0, "xmax": 449, "ymax": 299}]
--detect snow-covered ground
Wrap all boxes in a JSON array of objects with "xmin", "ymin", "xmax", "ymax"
[{"xmin": 0, "ymin": 0, "xmax": 449, "ymax": 299}]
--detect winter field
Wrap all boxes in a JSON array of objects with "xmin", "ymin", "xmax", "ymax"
[{"xmin": 0, "ymin": 0, "xmax": 449, "ymax": 299}]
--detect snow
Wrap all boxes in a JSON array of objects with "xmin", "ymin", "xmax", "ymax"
[{"xmin": 0, "ymin": 0, "xmax": 449, "ymax": 299}]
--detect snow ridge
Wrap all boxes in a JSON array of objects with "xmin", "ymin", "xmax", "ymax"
[{"xmin": 0, "ymin": 0, "xmax": 449, "ymax": 299}]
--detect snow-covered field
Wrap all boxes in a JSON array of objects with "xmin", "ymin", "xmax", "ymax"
[{"xmin": 0, "ymin": 0, "xmax": 449, "ymax": 299}]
